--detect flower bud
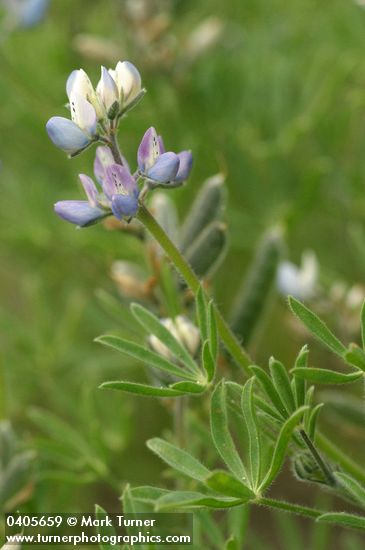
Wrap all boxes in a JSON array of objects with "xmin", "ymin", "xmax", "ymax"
[
  {"xmin": 111, "ymin": 261, "xmax": 148, "ymax": 300},
  {"xmin": 69, "ymin": 92, "xmax": 97, "ymax": 136},
  {"xmin": 174, "ymin": 316, "xmax": 200, "ymax": 356},
  {"xmin": 148, "ymin": 316, "xmax": 200, "ymax": 361},
  {"xmin": 66, "ymin": 68, "xmax": 104, "ymax": 120},
  {"xmin": 114, "ymin": 61, "xmax": 142, "ymax": 108},
  {"xmin": 96, "ymin": 66, "xmax": 119, "ymax": 112},
  {"xmin": 292, "ymin": 451, "xmax": 328, "ymax": 485}
]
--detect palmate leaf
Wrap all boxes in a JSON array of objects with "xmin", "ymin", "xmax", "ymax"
[
  {"xmin": 95, "ymin": 504, "xmax": 116, "ymax": 550},
  {"xmin": 155, "ymin": 491, "xmax": 242, "ymax": 511},
  {"xmin": 131, "ymin": 303, "xmax": 200, "ymax": 375},
  {"xmin": 169, "ymin": 381, "xmax": 206, "ymax": 394},
  {"xmin": 334, "ymin": 472, "xmax": 365, "ymax": 509},
  {"xmin": 344, "ymin": 345, "xmax": 365, "ymax": 372},
  {"xmin": 204, "ymin": 470, "xmax": 255, "ymax": 500},
  {"xmin": 196, "ymin": 286, "xmax": 209, "ymax": 342},
  {"xmin": 250, "ymin": 366, "xmax": 288, "ymax": 418},
  {"xmin": 99, "ymin": 381, "xmax": 186, "ymax": 397},
  {"xmin": 194, "ymin": 510, "xmax": 226, "ymax": 550},
  {"xmin": 269, "ymin": 358, "xmax": 296, "ymax": 415},
  {"xmin": 317, "ymin": 512, "xmax": 365, "ymax": 532},
  {"xmin": 253, "ymin": 395, "xmax": 283, "ymax": 422},
  {"xmin": 208, "ymin": 301, "xmax": 218, "ymax": 362},
  {"xmin": 291, "ymin": 368, "xmax": 363, "ymax": 385},
  {"xmin": 196, "ymin": 286, "xmax": 218, "ymax": 381},
  {"xmin": 129, "ymin": 486, "xmax": 170, "ymax": 505},
  {"xmin": 292, "ymin": 345, "xmax": 309, "ymax": 408},
  {"xmin": 202, "ymin": 340, "xmax": 215, "ymax": 382},
  {"xmin": 210, "ymin": 381, "xmax": 247, "ymax": 483},
  {"xmin": 307, "ymin": 403, "xmax": 324, "ymax": 440},
  {"xmin": 241, "ymin": 378, "xmax": 261, "ymax": 490},
  {"xmin": 259, "ymin": 406, "xmax": 308, "ymax": 492},
  {"xmin": 95, "ymin": 335, "xmax": 197, "ymax": 381},
  {"xmin": 147, "ymin": 438, "xmax": 210, "ymax": 482},
  {"xmin": 288, "ymin": 297, "xmax": 346, "ymax": 357},
  {"xmin": 303, "ymin": 386, "xmax": 314, "ymax": 430},
  {"xmin": 28, "ymin": 408, "xmax": 106, "ymax": 475},
  {"xmin": 227, "ymin": 506, "xmax": 250, "ymax": 550}
]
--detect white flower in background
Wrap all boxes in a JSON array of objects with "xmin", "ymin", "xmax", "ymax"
[
  {"xmin": 1, "ymin": 542, "xmax": 21, "ymax": 550},
  {"xmin": 345, "ymin": 284, "xmax": 365, "ymax": 310},
  {"xmin": 2, "ymin": 0, "xmax": 48, "ymax": 28},
  {"xmin": 149, "ymin": 316, "xmax": 200, "ymax": 360},
  {"xmin": 111, "ymin": 260, "xmax": 147, "ymax": 300},
  {"xmin": 354, "ymin": 0, "xmax": 365, "ymax": 7},
  {"xmin": 277, "ymin": 250, "xmax": 318, "ymax": 300}
]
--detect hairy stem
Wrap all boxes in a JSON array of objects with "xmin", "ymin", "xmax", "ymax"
[
  {"xmin": 136, "ymin": 204, "xmax": 251, "ymax": 373},
  {"xmin": 174, "ymin": 396, "xmax": 187, "ymax": 449},
  {"xmin": 258, "ymin": 497, "xmax": 322, "ymax": 520},
  {"xmin": 300, "ymin": 429, "xmax": 336, "ymax": 486}
]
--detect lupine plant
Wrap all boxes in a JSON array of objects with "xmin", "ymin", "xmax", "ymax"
[{"xmin": 45, "ymin": 60, "xmax": 365, "ymax": 547}]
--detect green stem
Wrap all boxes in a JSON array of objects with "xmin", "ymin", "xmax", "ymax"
[
  {"xmin": 137, "ymin": 204, "xmax": 251, "ymax": 373},
  {"xmin": 300, "ymin": 429, "xmax": 336, "ymax": 487},
  {"xmin": 258, "ymin": 497, "xmax": 322, "ymax": 520},
  {"xmin": 316, "ymin": 431, "xmax": 365, "ymax": 485},
  {"xmin": 174, "ymin": 397, "xmax": 187, "ymax": 449},
  {"xmin": 108, "ymin": 131, "xmax": 124, "ymax": 166},
  {"xmin": 0, "ymin": 361, "xmax": 6, "ymax": 419}
]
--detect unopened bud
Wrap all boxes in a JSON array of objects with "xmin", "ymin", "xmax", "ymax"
[
  {"xmin": 148, "ymin": 316, "xmax": 200, "ymax": 360},
  {"xmin": 292, "ymin": 451, "xmax": 328, "ymax": 485},
  {"xmin": 111, "ymin": 261, "xmax": 147, "ymax": 300}
]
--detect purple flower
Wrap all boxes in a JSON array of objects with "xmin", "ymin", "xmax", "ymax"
[
  {"xmin": 137, "ymin": 127, "xmax": 193, "ymax": 187},
  {"xmin": 54, "ymin": 147, "xmax": 139, "ymax": 227}
]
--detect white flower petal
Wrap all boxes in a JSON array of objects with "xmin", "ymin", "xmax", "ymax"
[
  {"xmin": 96, "ymin": 66, "xmax": 119, "ymax": 112},
  {"xmin": 69, "ymin": 92, "xmax": 97, "ymax": 135},
  {"xmin": 114, "ymin": 61, "xmax": 141, "ymax": 105}
]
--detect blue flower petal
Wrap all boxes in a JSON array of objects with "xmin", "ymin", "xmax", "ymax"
[
  {"xmin": 46, "ymin": 117, "xmax": 90, "ymax": 154},
  {"xmin": 175, "ymin": 151, "xmax": 193, "ymax": 182},
  {"xmin": 79, "ymin": 174, "xmax": 100, "ymax": 207},
  {"xmin": 17, "ymin": 0, "xmax": 48, "ymax": 27},
  {"xmin": 104, "ymin": 164, "xmax": 138, "ymax": 198},
  {"xmin": 111, "ymin": 195, "xmax": 139, "ymax": 219},
  {"xmin": 146, "ymin": 152, "xmax": 179, "ymax": 183},
  {"xmin": 54, "ymin": 200, "xmax": 106, "ymax": 227},
  {"xmin": 93, "ymin": 146, "xmax": 114, "ymax": 185},
  {"xmin": 137, "ymin": 127, "xmax": 157, "ymax": 172}
]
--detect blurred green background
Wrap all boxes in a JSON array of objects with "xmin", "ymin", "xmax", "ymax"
[{"xmin": 1, "ymin": 0, "xmax": 365, "ymax": 547}]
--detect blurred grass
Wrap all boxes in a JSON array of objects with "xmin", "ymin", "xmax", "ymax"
[{"xmin": 1, "ymin": 0, "xmax": 365, "ymax": 532}]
